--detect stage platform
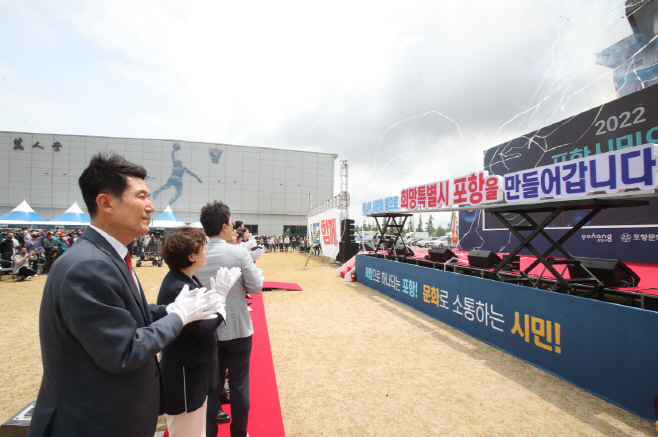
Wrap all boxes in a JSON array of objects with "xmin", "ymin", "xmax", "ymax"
[{"xmin": 365, "ymin": 248, "xmax": 658, "ymax": 297}]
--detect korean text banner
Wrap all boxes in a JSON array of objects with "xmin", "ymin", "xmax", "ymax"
[
  {"xmin": 356, "ymin": 255, "xmax": 658, "ymax": 422},
  {"xmin": 308, "ymin": 208, "xmax": 341, "ymax": 258},
  {"xmin": 503, "ymin": 143, "xmax": 657, "ymax": 202}
]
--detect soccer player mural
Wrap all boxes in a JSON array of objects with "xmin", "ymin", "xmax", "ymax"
[{"xmin": 153, "ymin": 142, "xmax": 203, "ymax": 205}]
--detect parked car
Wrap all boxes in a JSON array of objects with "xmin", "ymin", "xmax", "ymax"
[
  {"xmin": 417, "ymin": 237, "xmax": 440, "ymax": 248},
  {"xmin": 430, "ymin": 235, "xmax": 454, "ymax": 248}
]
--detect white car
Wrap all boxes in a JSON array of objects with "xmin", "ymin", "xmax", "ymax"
[
  {"xmin": 429, "ymin": 235, "xmax": 454, "ymax": 248},
  {"xmin": 417, "ymin": 237, "xmax": 440, "ymax": 248}
]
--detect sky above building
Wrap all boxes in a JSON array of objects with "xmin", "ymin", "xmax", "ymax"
[{"xmin": 0, "ymin": 1, "xmax": 635, "ymax": 225}]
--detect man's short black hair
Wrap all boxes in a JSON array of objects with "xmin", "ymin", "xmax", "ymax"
[
  {"xmin": 234, "ymin": 220, "xmax": 243, "ymax": 229},
  {"xmin": 200, "ymin": 201, "xmax": 231, "ymax": 237},
  {"xmin": 78, "ymin": 153, "xmax": 147, "ymax": 218}
]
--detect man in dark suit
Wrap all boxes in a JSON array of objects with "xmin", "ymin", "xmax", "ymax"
[{"xmin": 28, "ymin": 153, "xmax": 225, "ymax": 437}]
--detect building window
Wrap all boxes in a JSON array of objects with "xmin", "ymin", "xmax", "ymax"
[
  {"xmin": 284, "ymin": 225, "xmax": 307, "ymax": 236},
  {"xmin": 245, "ymin": 224, "xmax": 258, "ymax": 235}
]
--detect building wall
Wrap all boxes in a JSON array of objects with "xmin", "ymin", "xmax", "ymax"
[{"xmin": 0, "ymin": 131, "xmax": 336, "ymax": 235}]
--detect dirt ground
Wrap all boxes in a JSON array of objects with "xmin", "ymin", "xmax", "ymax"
[{"xmin": 0, "ymin": 251, "xmax": 655, "ymax": 436}]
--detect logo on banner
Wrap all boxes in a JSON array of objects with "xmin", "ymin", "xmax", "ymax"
[
  {"xmin": 321, "ymin": 219, "xmax": 337, "ymax": 245},
  {"xmin": 621, "ymin": 233, "xmax": 632, "ymax": 243}
]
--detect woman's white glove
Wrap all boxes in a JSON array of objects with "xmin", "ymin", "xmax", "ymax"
[
  {"xmin": 244, "ymin": 239, "xmax": 257, "ymax": 250},
  {"xmin": 166, "ymin": 285, "xmax": 224, "ymax": 325},
  {"xmin": 256, "ymin": 267, "xmax": 265, "ymax": 282},
  {"xmin": 250, "ymin": 247, "xmax": 265, "ymax": 262},
  {"xmin": 209, "ymin": 267, "xmax": 242, "ymax": 306}
]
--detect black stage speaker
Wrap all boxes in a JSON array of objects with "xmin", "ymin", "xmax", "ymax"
[
  {"xmin": 426, "ymin": 248, "xmax": 456, "ymax": 263},
  {"xmin": 340, "ymin": 219, "xmax": 355, "ymax": 243},
  {"xmin": 394, "ymin": 245, "xmax": 414, "ymax": 257},
  {"xmin": 568, "ymin": 257, "xmax": 641, "ymax": 287},
  {"xmin": 339, "ymin": 242, "xmax": 360, "ymax": 263},
  {"xmin": 467, "ymin": 250, "xmax": 502, "ymax": 268}
]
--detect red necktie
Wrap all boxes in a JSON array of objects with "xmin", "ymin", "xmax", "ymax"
[
  {"xmin": 124, "ymin": 253, "xmax": 134, "ymax": 274},
  {"xmin": 125, "ymin": 253, "xmax": 148, "ymax": 313},
  {"xmin": 124, "ymin": 253, "xmax": 141, "ymax": 292}
]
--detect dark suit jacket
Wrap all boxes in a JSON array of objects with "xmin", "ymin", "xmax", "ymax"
[
  {"xmin": 28, "ymin": 227, "xmax": 184, "ymax": 437},
  {"xmin": 157, "ymin": 270, "xmax": 223, "ymax": 415}
]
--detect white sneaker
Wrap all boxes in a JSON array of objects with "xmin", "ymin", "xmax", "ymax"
[
  {"xmin": 33, "ymin": 274, "xmax": 39, "ymax": 277},
  {"xmin": 248, "ymin": 307, "xmax": 253, "ymax": 312}
]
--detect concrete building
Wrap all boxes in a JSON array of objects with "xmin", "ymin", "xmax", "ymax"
[
  {"xmin": 0, "ymin": 131, "xmax": 336, "ymax": 235},
  {"xmin": 596, "ymin": 0, "xmax": 658, "ymax": 97}
]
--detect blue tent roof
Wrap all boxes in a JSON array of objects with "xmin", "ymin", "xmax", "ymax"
[
  {"xmin": 48, "ymin": 202, "xmax": 90, "ymax": 224},
  {"xmin": 150, "ymin": 206, "xmax": 186, "ymax": 229},
  {"xmin": 0, "ymin": 201, "xmax": 47, "ymax": 224}
]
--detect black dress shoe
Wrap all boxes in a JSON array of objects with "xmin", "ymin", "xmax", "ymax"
[{"xmin": 217, "ymin": 409, "xmax": 231, "ymax": 423}]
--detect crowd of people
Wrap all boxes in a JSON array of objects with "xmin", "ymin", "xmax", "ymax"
[
  {"xmin": 0, "ymin": 227, "xmax": 83, "ymax": 281},
  {"xmin": 258, "ymin": 234, "xmax": 301, "ymax": 252}
]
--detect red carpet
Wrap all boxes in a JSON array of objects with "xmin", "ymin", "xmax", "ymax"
[{"xmin": 164, "ymin": 292, "xmax": 285, "ymax": 437}]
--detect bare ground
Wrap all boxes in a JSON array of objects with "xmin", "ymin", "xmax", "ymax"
[{"xmin": 0, "ymin": 251, "xmax": 654, "ymax": 436}]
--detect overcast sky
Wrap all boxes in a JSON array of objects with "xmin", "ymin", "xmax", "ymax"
[{"xmin": 0, "ymin": 1, "xmax": 633, "ymax": 225}]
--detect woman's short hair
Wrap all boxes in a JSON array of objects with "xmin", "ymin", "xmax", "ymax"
[{"xmin": 161, "ymin": 227, "xmax": 207, "ymax": 270}]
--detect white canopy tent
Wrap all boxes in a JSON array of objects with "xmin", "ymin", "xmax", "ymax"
[
  {"xmin": 0, "ymin": 201, "xmax": 48, "ymax": 227},
  {"xmin": 150, "ymin": 206, "xmax": 186, "ymax": 229}
]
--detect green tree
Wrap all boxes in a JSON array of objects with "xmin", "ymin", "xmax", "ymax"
[
  {"xmin": 425, "ymin": 215, "xmax": 436, "ymax": 237},
  {"xmin": 435, "ymin": 224, "xmax": 447, "ymax": 237},
  {"xmin": 416, "ymin": 215, "xmax": 423, "ymax": 232}
]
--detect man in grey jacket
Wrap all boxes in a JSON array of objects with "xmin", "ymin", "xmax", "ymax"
[{"xmin": 196, "ymin": 200, "xmax": 263, "ymax": 437}]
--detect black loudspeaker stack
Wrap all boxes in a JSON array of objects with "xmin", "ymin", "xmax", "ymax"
[
  {"xmin": 467, "ymin": 250, "xmax": 503, "ymax": 268},
  {"xmin": 394, "ymin": 245, "xmax": 415, "ymax": 257},
  {"xmin": 339, "ymin": 219, "xmax": 358, "ymax": 263},
  {"xmin": 568, "ymin": 257, "xmax": 641, "ymax": 287},
  {"xmin": 426, "ymin": 248, "xmax": 456, "ymax": 263}
]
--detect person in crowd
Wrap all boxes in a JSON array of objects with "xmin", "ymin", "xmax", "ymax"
[
  {"xmin": 0, "ymin": 232, "xmax": 16, "ymax": 268},
  {"xmin": 270, "ymin": 235, "xmax": 276, "ymax": 252},
  {"xmin": 13, "ymin": 247, "xmax": 38, "ymax": 281},
  {"xmin": 54, "ymin": 232, "xmax": 69, "ymax": 262},
  {"xmin": 284, "ymin": 235, "xmax": 290, "ymax": 252},
  {"xmin": 144, "ymin": 233, "xmax": 152, "ymax": 252},
  {"xmin": 22, "ymin": 234, "xmax": 38, "ymax": 271},
  {"xmin": 41, "ymin": 232, "xmax": 57, "ymax": 274},
  {"xmin": 30, "ymin": 231, "xmax": 46, "ymax": 271},
  {"xmin": 234, "ymin": 220, "xmax": 243, "ymax": 231},
  {"xmin": 291, "ymin": 236, "xmax": 297, "ymax": 250},
  {"xmin": 29, "ymin": 153, "xmax": 225, "ymax": 437},
  {"xmin": 157, "ymin": 227, "xmax": 226, "ymax": 437},
  {"xmin": 236, "ymin": 228, "xmax": 250, "ymax": 248},
  {"xmin": 196, "ymin": 201, "xmax": 263, "ymax": 437},
  {"xmin": 135, "ymin": 234, "xmax": 145, "ymax": 258}
]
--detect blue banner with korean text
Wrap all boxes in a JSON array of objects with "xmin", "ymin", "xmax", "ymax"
[{"xmin": 356, "ymin": 255, "xmax": 658, "ymax": 422}]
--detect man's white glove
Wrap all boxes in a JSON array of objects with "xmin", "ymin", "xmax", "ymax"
[
  {"xmin": 250, "ymin": 247, "xmax": 265, "ymax": 262},
  {"xmin": 167, "ymin": 285, "xmax": 224, "ymax": 325},
  {"xmin": 209, "ymin": 267, "xmax": 243, "ymax": 310},
  {"xmin": 256, "ymin": 267, "xmax": 265, "ymax": 282}
]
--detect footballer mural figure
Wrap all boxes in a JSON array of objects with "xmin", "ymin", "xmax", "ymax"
[{"xmin": 153, "ymin": 143, "xmax": 203, "ymax": 205}]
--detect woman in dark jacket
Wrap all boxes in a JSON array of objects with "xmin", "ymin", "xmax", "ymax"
[{"xmin": 157, "ymin": 227, "xmax": 224, "ymax": 436}]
